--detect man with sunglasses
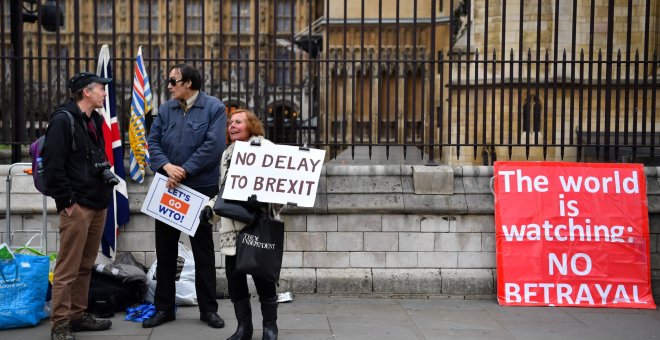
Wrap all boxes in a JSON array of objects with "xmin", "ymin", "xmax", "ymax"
[{"xmin": 144, "ymin": 63, "xmax": 227, "ymax": 329}]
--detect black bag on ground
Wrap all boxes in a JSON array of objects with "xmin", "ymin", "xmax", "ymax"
[
  {"xmin": 87, "ymin": 271, "xmax": 144, "ymax": 318},
  {"xmin": 235, "ymin": 214, "xmax": 285, "ymax": 282}
]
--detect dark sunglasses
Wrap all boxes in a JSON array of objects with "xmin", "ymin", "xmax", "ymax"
[{"xmin": 168, "ymin": 78, "xmax": 184, "ymax": 86}]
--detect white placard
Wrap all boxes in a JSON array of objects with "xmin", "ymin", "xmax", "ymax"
[
  {"xmin": 140, "ymin": 173, "xmax": 210, "ymax": 236},
  {"xmin": 222, "ymin": 141, "xmax": 325, "ymax": 207}
]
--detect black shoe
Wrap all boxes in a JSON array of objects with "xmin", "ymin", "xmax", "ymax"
[
  {"xmin": 142, "ymin": 311, "xmax": 176, "ymax": 328},
  {"xmin": 200, "ymin": 311, "xmax": 225, "ymax": 328}
]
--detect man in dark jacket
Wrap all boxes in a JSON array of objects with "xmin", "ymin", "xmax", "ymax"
[
  {"xmin": 43, "ymin": 72, "xmax": 116, "ymax": 340},
  {"xmin": 142, "ymin": 63, "xmax": 226, "ymax": 329}
]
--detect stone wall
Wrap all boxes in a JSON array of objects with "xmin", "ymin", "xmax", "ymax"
[{"xmin": 1, "ymin": 163, "xmax": 659, "ymax": 298}]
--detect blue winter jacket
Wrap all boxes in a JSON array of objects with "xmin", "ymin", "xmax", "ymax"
[{"xmin": 147, "ymin": 92, "xmax": 226, "ymax": 188}]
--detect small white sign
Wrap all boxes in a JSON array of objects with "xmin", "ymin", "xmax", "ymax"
[
  {"xmin": 223, "ymin": 141, "xmax": 325, "ymax": 207},
  {"xmin": 141, "ymin": 173, "xmax": 210, "ymax": 236}
]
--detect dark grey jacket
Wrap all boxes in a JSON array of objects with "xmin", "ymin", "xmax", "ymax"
[{"xmin": 43, "ymin": 100, "xmax": 111, "ymax": 212}]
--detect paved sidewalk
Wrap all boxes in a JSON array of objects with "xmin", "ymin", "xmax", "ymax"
[{"xmin": 3, "ymin": 295, "xmax": 660, "ymax": 339}]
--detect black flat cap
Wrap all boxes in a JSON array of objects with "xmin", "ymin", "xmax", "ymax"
[{"xmin": 68, "ymin": 71, "xmax": 111, "ymax": 93}]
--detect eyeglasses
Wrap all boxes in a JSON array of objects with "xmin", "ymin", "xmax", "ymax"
[{"xmin": 168, "ymin": 78, "xmax": 184, "ymax": 86}]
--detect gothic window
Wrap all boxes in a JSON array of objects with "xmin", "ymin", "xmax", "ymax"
[
  {"xmin": 229, "ymin": 47, "xmax": 250, "ymax": 87},
  {"xmin": 275, "ymin": 0, "xmax": 295, "ymax": 33},
  {"xmin": 185, "ymin": 46, "xmax": 204, "ymax": 62},
  {"xmin": 144, "ymin": 46, "xmax": 160, "ymax": 80},
  {"xmin": 231, "ymin": 0, "xmax": 250, "ymax": 33},
  {"xmin": 48, "ymin": 46, "xmax": 68, "ymax": 86},
  {"xmin": 275, "ymin": 47, "xmax": 292, "ymax": 85},
  {"xmin": 186, "ymin": 0, "xmax": 203, "ymax": 32},
  {"xmin": 139, "ymin": 0, "xmax": 159, "ymax": 32},
  {"xmin": 144, "ymin": 46, "xmax": 160, "ymax": 62},
  {"xmin": 97, "ymin": 0, "xmax": 113, "ymax": 32}
]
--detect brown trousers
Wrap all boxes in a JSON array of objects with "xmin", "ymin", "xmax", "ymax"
[{"xmin": 50, "ymin": 204, "xmax": 106, "ymax": 327}]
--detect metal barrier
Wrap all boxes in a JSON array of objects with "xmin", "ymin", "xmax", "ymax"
[{"xmin": 4, "ymin": 162, "xmax": 48, "ymax": 252}]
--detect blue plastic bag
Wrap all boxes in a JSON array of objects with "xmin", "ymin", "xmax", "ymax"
[
  {"xmin": 0, "ymin": 253, "xmax": 50, "ymax": 329},
  {"xmin": 125, "ymin": 304, "xmax": 157, "ymax": 322}
]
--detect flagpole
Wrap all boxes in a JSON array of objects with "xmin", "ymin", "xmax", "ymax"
[
  {"xmin": 129, "ymin": 46, "xmax": 153, "ymax": 184},
  {"xmin": 97, "ymin": 44, "xmax": 130, "ymax": 259}
]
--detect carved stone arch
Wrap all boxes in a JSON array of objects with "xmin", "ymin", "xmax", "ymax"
[
  {"xmin": 402, "ymin": 47, "xmax": 413, "ymax": 61},
  {"xmin": 267, "ymin": 99, "xmax": 299, "ymax": 116},
  {"xmin": 328, "ymin": 48, "xmax": 338, "ymax": 60},
  {"xmin": 400, "ymin": 62, "xmax": 408, "ymax": 75},
  {"xmin": 368, "ymin": 47, "xmax": 376, "ymax": 58},
  {"xmin": 388, "ymin": 62, "xmax": 398, "ymax": 77},
  {"xmin": 419, "ymin": 47, "xmax": 427, "ymax": 60},
  {"xmin": 414, "ymin": 61, "xmax": 426, "ymax": 75},
  {"xmin": 396, "ymin": 62, "xmax": 405, "ymax": 77},
  {"xmin": 335, "ymin": 63, "xmax": 346, "ymax": 77},
  {"xmin": 354, "ymin": 63, "xmax": 364, "ymax": 77},
  {"xmin": 356, "ymin": 61, "xmax": 375, "ymax": 77},
  {"xmin": 350, "ymin": 47, "xmax": 360, "ymax": 59},
  {"xmin": 369, "ymin": 62, "xmax": 378, "ymax": 75},
  {"xmin": 329, "ymin": 55, "xmax": 346, "ymax": 77}
]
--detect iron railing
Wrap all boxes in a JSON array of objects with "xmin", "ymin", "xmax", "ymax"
[{"xmin": 1, "ymin": 0, "xmax": 658, "ymax": 165}]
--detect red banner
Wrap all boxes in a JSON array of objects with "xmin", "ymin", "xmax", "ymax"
[{"xmin": 494, "ymin": 161, "xmax": 655, "ymax": 309}]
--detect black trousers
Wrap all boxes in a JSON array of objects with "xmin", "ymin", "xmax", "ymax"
[
  {"xmin": 154, "ymin": 185, "xmax": 218, "ymax": 313},
  {"xmin": 225, "ymin": 254, "xmax": 276, "ymax": 303}
]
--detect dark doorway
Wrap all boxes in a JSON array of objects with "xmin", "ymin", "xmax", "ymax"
[{"xmin": 266, "ymin": 103, "xmax": 298, "ymax": 144}]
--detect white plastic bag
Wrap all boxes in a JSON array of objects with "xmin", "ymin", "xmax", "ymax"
[{"xmin": 145, "ymin": 242, "xmax": 198, "ymax": 305}]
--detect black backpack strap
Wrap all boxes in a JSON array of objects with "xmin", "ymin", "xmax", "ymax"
[
  {"xmin": 53, "ymin": 109, "xmax": 78, "ymax": 152},
  {"xmin": 63, "ymin": 111, "xmax": 78, "ymax": 151}
]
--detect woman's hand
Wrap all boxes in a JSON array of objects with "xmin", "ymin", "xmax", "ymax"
[{"xmin": 200, "ymin": 206, "xmax": 214, "ymax": 223}]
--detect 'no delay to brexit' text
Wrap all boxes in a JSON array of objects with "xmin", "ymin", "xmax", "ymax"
[{"xmin": 228, "ymin": 151, "xmax": 322, "ymax": 196}]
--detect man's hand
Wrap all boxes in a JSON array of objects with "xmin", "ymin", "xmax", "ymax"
[
  {"xmin": 200, "ymin": 206, "xmax": 214, "ymax": 223},
  {"xmin": 166, "ymin": 177, "xmax": 180, "ymax": 189},
  {"xmin": 163, "ymin": 163, "xmax": 186, "ymax": 188},
  {"xmin": 64, "ymin": 204, "xmax": 75, "ymax": 216},
  {"xmin": 163, "ymin": 163, "xmax": 186, "ymax": 182}
]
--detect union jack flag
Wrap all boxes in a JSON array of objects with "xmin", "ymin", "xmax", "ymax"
[
  {"xmin": 129, "ymin": 46, "xmax": 152, "ymax": 183},
  {"xmin": 97, "ymin": 45, "xmax": 129, "ymax": 259}
]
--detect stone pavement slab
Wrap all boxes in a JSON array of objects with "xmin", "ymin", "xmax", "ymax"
[{"xmin": 2, "ymin": 296, "xmax": 660, "ymax": 339}]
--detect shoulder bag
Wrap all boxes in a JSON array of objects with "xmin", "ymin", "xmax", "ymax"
[
  {"xmin": 212, "ymin": 161, "xmax": 256, "ymax": 223},
  {"xmin": 235, "ymin": 213, "xmax": 285, "ymax": 283}
]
